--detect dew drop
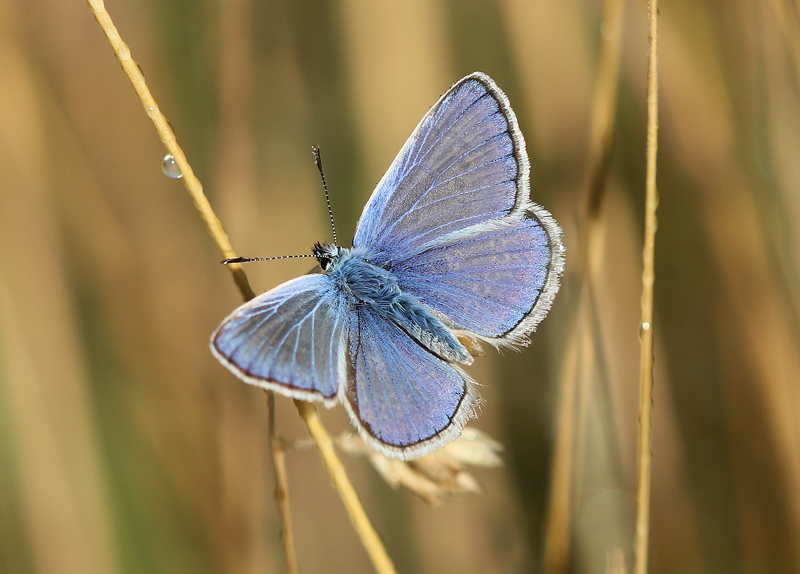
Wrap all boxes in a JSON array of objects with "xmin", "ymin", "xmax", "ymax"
[
  {"xmin": 389, "ymin": 473, "xmax": 400, "ymax": 483},
  {"xmin": 148, "ymin": 106, "xmax": 155, "ymax": 111},
  {"xmin": 558, "ymin": 243, "xmax": 567, "ymax": 252},
  {"xmin": 641, "ymin": 322, "xmax": 650, "ymax": 331},
  {"xmin": 162, "ymin": 154, "xmax": 182, "ymax": 178},
  {"xmin": 463, "ymin": 430, "xmax": 476, "ymax": 440}
]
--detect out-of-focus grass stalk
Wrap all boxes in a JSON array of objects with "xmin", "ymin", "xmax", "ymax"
[
  {"xmin": 572, "ymin": 289, "xmax": 599, "ymax": 505},
  {"xmin": 268, "ymin": 393, "xmax": 299, "ymax": 574},
  {"xmin": 543, "ymin": 336, "xmax": 579, "ymax": 574},
  {"xmin": 84, "ymin": 3, "xmax": 397, "ymax": 574},
  {"xmin": 635, "ymin": 0, "xmax": 660, "ymax": 572},
  {"xmin": 769, "ymin": 0, "xmax": 800, "ymax": 82},
  {"xmin": 542, "ymin": 0, "xmax": 624, "ymax": 571},
  {"xmin": 606, "ymin": 548, "xmax": 627, "ymax": 574}
]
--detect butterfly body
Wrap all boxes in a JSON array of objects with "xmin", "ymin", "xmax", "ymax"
[
  {"xmin": 211, "ymin": 72, "xmax": 564, "ymax": 460},
  {"xmin": 315, "ymin": 243, "xmax": 472, "ymax": 365}
]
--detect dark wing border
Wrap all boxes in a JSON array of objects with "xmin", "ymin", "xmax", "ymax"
[
  {"xmin": 384, "ymin": 73, "xmax": 565, "ymax": 347},
  {"xmin": 340, "ymin": 306, "xmax": 481, "ymax": 460},
  {"xmin": 210, "ymin": 275, "xmax": 347, "ymax": 408},
  {"xmin": 463, "ymin": 74, "xmax": 565, "ymax": 346}
]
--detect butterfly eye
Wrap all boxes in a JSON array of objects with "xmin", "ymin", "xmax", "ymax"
[{"xmin": 312, "ymin": 242, "xmax": 336, "ymax": 271}]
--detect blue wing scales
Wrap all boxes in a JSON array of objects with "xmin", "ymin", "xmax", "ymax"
[
  {"xmin": 354, "ymin": 74, "xmax": 523, "ymax": 262},
  {"xmin": 343, "ymin": 305, "xmax": 479, "ymax": 459},
  {"xmin": 211, "ymin": 72, "xmax": 563, "ymax": 460},
  {"xmin": 391, "ymin": 207, "xmax": 563, "ymax": 344},
  {"xmin": 211, "ymin": 274, "xmax": 347, "ymax": 405},
  {"xmin": 354, "ymin": 72, "xmax": 564, "ymax": 347}
]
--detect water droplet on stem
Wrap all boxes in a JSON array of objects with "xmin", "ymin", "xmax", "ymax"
[{"xmin": 162, "ymin": 154, "xmax": 182, "ymax": 178}]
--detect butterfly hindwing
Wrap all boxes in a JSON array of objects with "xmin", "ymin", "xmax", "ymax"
[
  {"xmin": 211, "ymin": 275, "xmax": 348, "ymax": 405},
  {"xmin": 344, "ymin": 305, "xmax": 478, "ymax": 459},
  {"xmin": 391, "ymin": 207, "xmax": 563, "ymax": 346}
]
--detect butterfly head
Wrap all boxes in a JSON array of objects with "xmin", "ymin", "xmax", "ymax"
[{"xmin": 312, "ymin": 242, "xmax": 342, "ymax": 271}]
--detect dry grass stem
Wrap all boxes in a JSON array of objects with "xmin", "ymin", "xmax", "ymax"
[
  {"xmin": 543, "ymin": 333, "xmax": 579, "ymax": 574},
  {"xmin": 635, "ymin": 1, "xmax": 660, "ymax": 573},
  {"xmin": 84, "ymin": 0, "xmax": 255, "ymax": 300},
  {"xmin": 769, "ymin": 0, "xmax": 800, "ymax": 83},
  {"xmin": 606, "ymin": 548, "xmax": 628, "ymax": 574},
  {"xmin": 84, "ymin": 2, "xmax": 395, "ymax": 573},
  {"xmin": 268, "ymin": 392, "xmax": 299, "ymax": 574},
  {"xmin": 542, "ymin": 0, "xmax": 625, "ymax": 571},
  {"xmin": 294, "ymin": 400, "xmax": 398, "ymax": 574},
  {"xmin": 586, "ymin": 0, "xmax": 626, "ymax": 217}
]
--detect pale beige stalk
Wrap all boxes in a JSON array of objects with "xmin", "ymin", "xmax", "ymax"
[
  {"xmin": 268, "ymin": 393, "xmax": 299, "ymax": 574},
  {"xmin": 635, "ymin": 0, "xmax": 660, "ymax": 572},
  {"xmin": 84, "ymin": 2, "xmax": 397, "ymax": 573},
  {"xmin": 769, "ymin": 0, "xmax": 800, "ymax": 83},
  {"xmin": 84, "ymin": 0, "xmax": 254, "ymax": 300},
  {"xmin": 295, "ymin": 401, "xmax": 397, "ymax": 574},
  {"xmin": 542, "ymin": 0, "xmax": 625, "ymax": 571}
]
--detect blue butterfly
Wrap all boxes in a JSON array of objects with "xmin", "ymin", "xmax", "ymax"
[{"xmin": 211, "ymin": 72, "xmax": 564, "ymax": 460}]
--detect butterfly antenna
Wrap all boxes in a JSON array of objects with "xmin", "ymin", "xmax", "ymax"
[
  {"xmin": 312, "ymin": 145, "xmax": 338, "ymax": 247},
  {"xmin": 221, "ymin": 255, "xmax": 316, "ymax": 265}
]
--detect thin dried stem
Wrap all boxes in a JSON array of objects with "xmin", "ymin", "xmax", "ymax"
[
  {"xmin": 769, "ymin": 0, "xmax": 800, "ymax": 84},
  {"xmin": 635, "ymin": 1, "xmax": 660, "ymax": 573},
  {"xmin": 84, "ymin": 1, "xmax": 255, "ymax": 301},
  {"xmin": 85, "ymin": 3, "xmax": 396, "ymax": 573},
  {"xmin": 542, "ymin": 0, "xmax": 625, "ymax": 571},
  {"xmin": 542, "ymin": 334, "xmax": 579, "ymax": 574},
  {"xmin": 294, "ymin": 401, "xmax": 397, "ymax": 574},
  {"xmin": 586, "ymin": 0, "xmax": 626, "ymax": 219},
  {"xmin": 268, "ymin": 393, "xmax": 299, "ymax": 574}
]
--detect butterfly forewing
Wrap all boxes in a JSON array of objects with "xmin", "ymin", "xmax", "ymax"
[
  {"xmin": 353, "ymin": 74, "xmax": 524, "ymax": 263},
  {"xmin": 211, "ymin": 275, "xmax": 347, "ymax": 405}
]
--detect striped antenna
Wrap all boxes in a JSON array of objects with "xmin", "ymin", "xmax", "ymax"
[
  {"xmin": 312, "ymin": 145, "xmax": 338, "ymax": 247},
  {"xmin": 222, "ymin": 146, "xmax": 338, "ymax": 266},
  {"xmin": 221, "ymin": 255, "xmax": 316, "ymax": 265}
]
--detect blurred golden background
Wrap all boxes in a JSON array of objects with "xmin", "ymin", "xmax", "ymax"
[{"xmin": 1, "ymin": 0, "xmax": 799, "ymax": 573}]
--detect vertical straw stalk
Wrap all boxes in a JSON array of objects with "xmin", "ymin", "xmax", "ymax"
[
  {"xmin": 84, "ymin": 2, "xmax": 397, "ymax": 573},
  {"xmin": 295, "ymin": 400, "xmax": 397, "ymax": 574},
  {"xmin": 83, "ymin": 0, "xmax": 255, "ymax": 301},
  {"xmin": 268, "ymin": 393, "xmax": 299, "ymax": 574},
  {"xmin": 543, "ymin": 335, "xmax": 580, "ymax": 574},
  {"xmin": 768, "ymin": 0, "xmax": 800, "ymax": 83},
  {"xmin": 542, "ymin": 0, "xmax": 625, "ymax": 571},
  {"xmin": 634, "ymin": 0, "xmax": 660, "ymax": 573}
]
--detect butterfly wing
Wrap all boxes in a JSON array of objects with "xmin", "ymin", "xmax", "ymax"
[
  {"xmin": 392, "ymin": 207, "xmax": 563, "ymax": 346},
  {"xmin": 354, "ymin": 72, "xmax": 563, "ymax": 345},
  {"xmin": 210, "ymin": 274, "xmax": 348, "ymax": 406},
  {"xmin": 354, "ymin": 72, "xmax": 529, "ymax": 262},
  {"xmin": 344, "ymin": 305, "xmax": 479, "ymax": 460}
]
